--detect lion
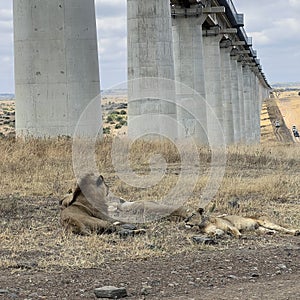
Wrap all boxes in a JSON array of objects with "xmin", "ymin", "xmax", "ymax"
[
  {"xmin": 184, "ymin": 208, "xmax": 300, "ymax": 238},
  {"xmin": 60, "ymin": 173, "xmax": 190, "ymax": 235},
  {"xmin": 60, "ymin": 173, "xmax": 117, "ymax": 235}
]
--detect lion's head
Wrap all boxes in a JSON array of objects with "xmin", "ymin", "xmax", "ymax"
[
  {"xmin": 184, "ymin": 208, "xmax": 209, "ymax": 230},
  {"xmin": 60, "ymin": 173, "xmax": 111, "ymax": 220}
]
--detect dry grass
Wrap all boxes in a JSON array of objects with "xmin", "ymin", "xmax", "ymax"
[
  {"xmin": 1, "ymin": 136, "xmax": 300, "ymax": 270},
  {"xmin": 276, "ymin": 90, "xmax": 300, "ymax": 132}
]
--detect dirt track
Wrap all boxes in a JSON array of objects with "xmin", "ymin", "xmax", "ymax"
[
  {"xmin": 1, "ymin": 235, "xmax": 300, "ymax": 299},
  {"xmin": 265, "ymin": 96, "xmax": 294, "ymax": 143}
]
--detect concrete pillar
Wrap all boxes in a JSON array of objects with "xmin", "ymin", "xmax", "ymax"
[
  {"xmin": 203, "ymin": 32, "xmax": 224, "ymax": 146},
  {"xmin": 220, "ymin": 40, "xmax": 234, "ymax": 145},
  {"xmin": 254, "ymin": 74, "xmax": 261, "ymax": 143},
  {"xmin": 172, "ymin": 12, "xmax": 207, "ymax": 143},
  {"xmin": 237, "ymin": 60, "xmax": 246, "ymax": 142},
  {"xmin": 127, "ymin": 0, "xmax": 177, "ymax": 139},
  {"xmin": 230, "ymin": 52, "xmax": 241, "ymax": 143},
  {"xmin": 248, "ymin": 69, "xmax": 254, "ymax": 143},
  {"xmin": 249, "ymin": 69, "xmax": 258, "ymax": 143},
  {"xmin": 13, "ymin": 0, "xmax": 101, "ymax": 138},
  {"xmin": 242, "ymin": 64, "xmax": 252, "ymax": 144}
]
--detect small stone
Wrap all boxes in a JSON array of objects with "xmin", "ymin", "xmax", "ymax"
[
  {"xmin": 94, "ymin": 286, "xmax": 127, "ymax": 299},
  {"xmin": 141, "ymin": 286, "xmax": 151, "ymax": 295},
  {"xmin": 277, "ymin": 264, "xmax": 287, "ymax": 270},
  {"xmin": 228, "ymin": 275, "xmax": 238, "ymax": 279},
  {"xmin": 251, "ymin": 273, "xmax": 259, "ymax": 278},
  {"xmin": 121, "ymin": 224, "xmax": 137, "ymax": 230},
  {"xmin": 192, "ymin": 236, "xmax": 218, "ymax": 245},
  {"xmin": 0, "ymin": 289, "xmax": 9, "ymax": 294}
]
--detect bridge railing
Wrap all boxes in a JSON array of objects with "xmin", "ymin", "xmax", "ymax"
[{"xmin": 218, "ymin": 0, "xmax": 244, "ymax": 27}]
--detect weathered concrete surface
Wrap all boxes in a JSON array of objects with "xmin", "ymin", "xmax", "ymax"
[
  {"xmin": 220, "ymin": 40, "xmax": 234, "ymax": 144},
  {"xmin": 14, "ymin": 0, "xmax": 101, "ymax": 138},
  {"xmin": 230, "ymin": 53, "xmax": 241, "ymax": 143},
  {"xmin": 127, "ymin": 0, "xmax": 177, "ymax": 140},
  {"xmin": 172, "ymin": 12, "xmax": 207, "ymax": 143},
  {"xmin": 203, "ymin": 32, "xmax": 225, "ymax": 146}
]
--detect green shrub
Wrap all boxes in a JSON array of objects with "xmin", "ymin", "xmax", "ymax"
[{"xmin": 103, "ymin": 127, "xmax": 111, "ymax": 134}]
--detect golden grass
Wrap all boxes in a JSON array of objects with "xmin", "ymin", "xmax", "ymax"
[
  {"xmin": 276, "ymin": 90, "xmax": 300, "ymax": 132},
  {"xmin": 0, "ymin": 137, "xmax": 300, "ymax": 270}
]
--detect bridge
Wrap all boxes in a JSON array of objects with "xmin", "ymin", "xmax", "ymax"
[{"xmin": 14, "ymin": 0, "xmax": 270, "ymax": 144}]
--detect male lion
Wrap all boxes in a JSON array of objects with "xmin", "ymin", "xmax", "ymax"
[
  {"xmin": 60, "ymin": 173, "xmax": 190, "ymax": 235},
  {"xmin": 184, "ymin": 208, "xmax": 300, "ymax": 238},
  {"xmin": 60, "ymin": 173, "xmax": 117, "ymax": 235}
]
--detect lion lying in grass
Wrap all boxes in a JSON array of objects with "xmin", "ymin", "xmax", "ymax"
[
  {"xmin": 60, "ymin": 173, "xmax": 189, "ymax": 235},
  {"xmin": 184, "ymin": 208, "xmax": 300, "ymax": 238}
]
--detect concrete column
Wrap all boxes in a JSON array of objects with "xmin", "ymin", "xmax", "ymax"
[
  {"xmin": 203, "ymin": 33, "xmax": 224, "ymax": 146},
  {"xmin": 254, "ymin": 74, "xmax": 261, "ymax": 143},
  {"xmin": 220, "ymin": 40, "xmax": 234, "ymax": 145},
  {"xmin": 237, "ymin": 60, "xmax": 246, "ymax": 142},
  {"xmin": 14, "ymin": 0, "xmax": 101, "ymax": 138},
  {"xmin": 127, "ymin": 0, "xmax": 177, "ymax": 139},
  {"xmin": 248, "ymin": 69, "xmax": 254, "ymax": 143},
  {"xmin": 249, "ymin": 69, "xmax": 258, "ymax": 143},
  {"xmin": 242, "ymin": 64, "xmax": 252, "ymax": 144},
  {"xmin": 172, "ymin": 12, "xmax": 207, "ymax": 143},
  {"xmin": 230, "ymin": 53, "xmax": 241, "ymax": 143}
]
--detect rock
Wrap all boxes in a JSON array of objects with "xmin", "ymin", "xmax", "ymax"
[
  {"xmin": 192, "ymin": 236, "xmax": 218, "ymax": 245},
  {"xmin": 277, "ymin": 264, "xmax": 287, "ymax": 270},
  {"xmin": 121, "ymin": 224, "xmax": 137, "ymax": 230},
  {"xmin": 118, "ymin": 229, "xmax": 136, "ymax": 238},
  {"xmin": 228, "ymin": 198, "xmax": 240, "ymax": 208},
  {"xmin": 118, "ymin": 228, "xmax": 146, "ymax": 238},
  {"xmin": 141, "ymin": 285, "xmax": 152, "ymax": 295},
  {"xmin": 15, "ymin": 261, "xmax": 38, "ymax": 269},
  {"xmin": 94, "ymin": 286, "xmax": 127, "ymax": 299},
  {"xmin": 0, "ymin": 289, "xmax": 9, "ymax": 294}
]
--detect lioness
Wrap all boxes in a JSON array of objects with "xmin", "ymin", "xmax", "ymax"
[
  {"xmin": 60, "ymin": 173, "xmax": 190, "ymax": 235},
  {"xmin": 184, "ymin": 208, "xmax": 300, "ymax": 238}
]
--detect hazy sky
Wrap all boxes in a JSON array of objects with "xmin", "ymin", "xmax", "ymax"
[{"xmin": 0, "ymin": 0, "xmax": 299, "ymax": 93}]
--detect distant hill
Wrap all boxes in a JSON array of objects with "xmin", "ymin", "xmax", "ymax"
[
  {"xmin": 271, "ymin": 82, "xmax": 300, "ymax": 89},
  {"xmin": 0, "ymin": 94, "xmax": 15, "ymax": 101}
]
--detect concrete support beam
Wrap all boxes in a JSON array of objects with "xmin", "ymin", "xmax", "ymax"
[
  {"xmin": 232, "ymin": 41, "xmax": 246, "ymax": 46},
  {"xmin": 237, "ymin": 61, "xmax": 246, "ymax": 142},
  {"xmin": 127, "ymin": 0, "xmax": 177, "ymax": 140},
  {"xmin": 203, "ymin": 34, "xmax": 224, "ymax": 146},
  {"xmin": 253, "ymin": 74, "xmax": 261, "ymax": 143},
  {"xmin": 203, "ymin": 28, "xmax": 237, "ymax": 36},
  {"xmin": 220, "ymin": 40, "xmax": 234, "ymax": 144},
  {"xmin": 230, "ymin": 55, "xmax": 241, "ymax": 143},
  {"xmin": 242, "ymin": 64, "xmax": 252, "ymax": 144},
  {"xmin": 249, "ymin": 71, "xmax": 256, "ymax": 143},
  {"xmin": 202, "ymin": 7, "xmax": 225, "ymax": 14},
  {"xmin": 172, "ymin": 15, "xmax": 207, "ymax": 143},
  {"xmin": 13, "ymin": 0, "xmax": 101, "ymax": 138}
]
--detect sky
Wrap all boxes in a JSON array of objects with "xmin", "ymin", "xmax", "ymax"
[{"xmin": 0, "ymin": 0, "xmax": 299, "ymax": 93}]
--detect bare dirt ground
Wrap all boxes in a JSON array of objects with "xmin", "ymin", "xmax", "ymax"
[
  {"xmin": 264, "ymin": 96, "xmax": 294, "ymax": 143},
  {"xmin": 1, "ymin": 240, "xmax": 300, "ymax": 299},
  {"xmin": 276, "ymin": 90, "xmax": 300, "ymax": 143}
]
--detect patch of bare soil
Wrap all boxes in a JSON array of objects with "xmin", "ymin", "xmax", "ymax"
[
  {"xmin": 265, "ymin": 96, "xmax": 294, "ymax": 143},
  {"xmin": 0, "ymin": 235, "xmax": 299, "ymax": 299}
]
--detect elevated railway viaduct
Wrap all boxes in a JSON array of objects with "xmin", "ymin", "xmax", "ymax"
[{"xmin": 14, "ymin": 0, "xmax": 270, "ymax": 144}]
